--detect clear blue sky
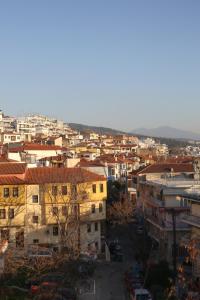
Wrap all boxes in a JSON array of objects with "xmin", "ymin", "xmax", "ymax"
[{"xmin": 0, "ymin": 0, "xmax": 200, "ymax": 132}]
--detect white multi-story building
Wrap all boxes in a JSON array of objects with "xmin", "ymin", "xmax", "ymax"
[
  {"xmin": 0, "ymin": 132, "xmax": 23, "ymax": 144},
  {"xmin": 14, "ymin": 114, "xmax": 73, "ymax": 137},
  {"xmin": 0, "ymin": 110, "xmax": 15, "ymax": 133}
]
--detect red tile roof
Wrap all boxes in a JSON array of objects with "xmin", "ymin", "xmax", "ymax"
[
  {"xmin": 0, "ymin": 163, "xmax": 26, "ymax": 175},
  {"xmin": 130, "ymin": 166, "xmax": 149, "ymax": 175},
  {"xmin": 158, "ymin": 156, "xmax": 193, "ymax": 164},
  {"xmin": 136, "ymin": 163, "xmax": 194, "ymax": 175},
  {"xmin": 9, "ymin": 143, "xmax": 62, "ymax": 152},
  {"xmin": 0, "ymin": 176, "xmax": 25, "ymax": 185},
  {"xmin": 77, "ymin": 158, "xmax": 105, "ymax": 167},
  {"xmin": 119, "ymin": 144, "xmax": 138, "ymax": 148},
  {"xmin": 38, "ymin": 154, "xmax": 69, "ymax": 162},
  {"xmin": 25, "ymin": 167, "xmax": 106, "ymax": 184}
]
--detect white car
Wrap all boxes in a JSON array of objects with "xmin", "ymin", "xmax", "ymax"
[{"xmin": 130, "ymin": 288, "xmax": 152, "ymax": 300}]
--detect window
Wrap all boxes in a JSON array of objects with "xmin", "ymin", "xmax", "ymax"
[
  {"xmin": 0, "ymin": 209, "xmax": 6, "ymax": 219},
  {"xmin": 95, "ymin": 222, "xmax": 98, "ymax": 231},
  {"xmin": 95, "ymin": 241, "xmax": 98, "ymax": 250},
  {"xmin": 91, "ymin": 204, "xmax": 96, "ymax": 213},
  {"xmin": 133, "ymin": 177, "xmax": 137, "ymax": 184},
  {"xmin": 32, "ymin": 195, "xmax": 39, "ymax": 203},
  {"xmin": 62, "ymin": 186, "xmax": 67, "ymax": 195},
  {"xmin": 53, "ymin": 247, "xmax": 59, "ymax": 252},
  {"xmin": 52, "ymin": 186, "xmax": 57, "ymax": 196},
  {"xmin": 13, "ymin": 187, "xmax": 19, "ymax": 197},
  {"xmin": 99, "ymin": 203, "xmax": 103, "ymax": 213},
  {"xmin": 87, "ymin": 224, "xmax": 91, "ymax": 233},
  {"xmin": 3, "ymin": 188, "xmax": 9, "ymax": 198},
  {"xmin": 92, "ymin": 184, "xmax": 96, "ymax": 193},
  {"xmin": 100, "ymin": 184, "xmax": 104, "ymax": 193},
  {"xmin": 8, "ymin": 208, "xmax": 14, "ymax": 219},
  {"xmin": 33, "ymin": 239, "xmax": 39, "ymax": 244},
  {"xmin": 53, "ymin": 226, "xmax": 59, "ymax": 236},
  {"xmin": 180, "ymin": 198, "xmax": 188, "ymax": 207},
  {"xmin": 52, "ymin": 207, "xmax": 58, "ymax": 216},
  {"xmin": 32, "ymin": 216, "xmax": 39, "ymax": 224},
  {"xmin": 1, "ymin": 229, "xmax": 9, "ymax": 240},
  {"xmin": 62, "ymin": 206, "xmax": 68, "ymax": 216},
  {"xmin": 81, "ymin": 191, "xmax": 88, "ymax": 200}
]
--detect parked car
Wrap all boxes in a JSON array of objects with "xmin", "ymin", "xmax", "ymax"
[
  {"xmin": 79, "ymin": 253, "xmax": 97, "ymax": 263},
  {"xmin": 108, "ymin": 240, "xmax": 124, "ymax": 262},
  {"xmin": 130, "ymin": 288, "xmax": 152, "ymax": 300},
  {"xmin": 125, "ymin": 271, "xmax": 143, "ymax": 288},
  {"xmin": 30, "ymin": 273, "xmax": 65, "ymax": 295},
  {"xmin": 124, "ymin": 266, "xmax": 144, "ymax": 296},
  {"xmin": 29, "ymin": 279, "xmax": 40, "ymax": 294}
]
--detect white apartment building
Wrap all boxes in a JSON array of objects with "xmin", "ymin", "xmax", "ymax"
[
  {"xmin": 0, "ymin": 132, "xmax": 23, "ymax": 144},
  {"xmin": 0, "ymin": 110, "xmax": 15, "ymax": 133},
  {"xmin": 14, "ymin": 114, "xmax": 73, "ymax": 137}
]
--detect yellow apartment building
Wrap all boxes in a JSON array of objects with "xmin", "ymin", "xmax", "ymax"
[{"xmin": 0, "ymin": 164, "xmax": 107, "ymax": 256}]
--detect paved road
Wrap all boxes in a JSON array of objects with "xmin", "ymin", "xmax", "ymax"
[{"xmin": 78, "ymin": 223, "xmax": 138, "ymax": 300}]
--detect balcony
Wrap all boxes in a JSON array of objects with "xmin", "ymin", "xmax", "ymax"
[
  {"xmin": 146, "ymin": 215, "xmax": 190, "ymax": 231},
  {"xmin": 145, "ymin": 197, "xmax": 190, "ymax": 212},
  {"xmin": 182, "ymin": 215, "xmax": 200, "ymax": 228}
]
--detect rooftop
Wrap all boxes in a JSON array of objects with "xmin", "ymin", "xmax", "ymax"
[
  {"xmin": 146, "ymin": 178, "xmax": 198, "ymax": 188},
  {"xmin": 136, "ymin": 163, "xmax": 194, "ymax": 174},
  {"xmin": 9, "ymin": 143, "xmax": 63, "ymax": 152},
  {"xmin": 0, "ymin": 163, "xmax": 26, "ymax": 175},
  {"xmin": 25, "ymin": 167, "xmax": 106, "ymax": 184}
]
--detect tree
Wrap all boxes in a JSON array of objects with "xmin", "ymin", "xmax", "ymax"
[
  {"xmin": 2, "ymin": 168, "xmax": 102, "ymax": 283},
  {"xmin": 107, "ymin": 198, "xmax": 135, "ymax": 225},
  {"xmin": 41, "ymin": 170, "xmax": 92, "ymax": 259},
  {"xmin": 107, "ymin": 180, "xmax": 122, "ymax": 203},
  {"xmin": 0, "ymin": 184, "xmax": 26, "ymax": 247}
]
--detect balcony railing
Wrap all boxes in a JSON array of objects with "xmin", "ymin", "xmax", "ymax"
[
  {"xmin": 145, "ymin": 197, "xmax": 190, "ymax": 211},
  {"xmin": 182, "ymin": 215, "xmax": 200, "ymax": 228},
  {"xmin": 146, "ymin": 215, "xmax": 190, "ymax": 231}
]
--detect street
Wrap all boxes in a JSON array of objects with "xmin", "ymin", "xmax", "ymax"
[{"xmin": 78, "ymin": 223, "xmax": 139, "ymax": 300}]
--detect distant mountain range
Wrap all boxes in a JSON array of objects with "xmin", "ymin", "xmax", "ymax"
[
  {"xmin": 69, "ymin": 123, "xmax": 198, "ymax": 148},
  {"xmin": 69, "ymin": 123, "xmax": 125, "ymax": 136},
  {"xmin": 132, "ymin": 126, "xmax": 200, "ymax": 141}
]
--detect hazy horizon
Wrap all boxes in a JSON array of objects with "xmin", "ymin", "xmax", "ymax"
[
  {"xmin": 2, "ymin": 108, "xmax": 200, "ymax": 135},
  {"xmin": 1, "ymin": 1, "xmax": 200, "ymax": 132}
]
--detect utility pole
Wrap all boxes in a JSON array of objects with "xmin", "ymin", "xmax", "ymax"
[{"xmin": 171, "ymin": 208, "xmax": 177, "ymax": 283}]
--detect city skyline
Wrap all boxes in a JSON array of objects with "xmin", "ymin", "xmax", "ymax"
[{"xmin": 1, "ymin": 0, "xmax": 200, "ymax": 131}]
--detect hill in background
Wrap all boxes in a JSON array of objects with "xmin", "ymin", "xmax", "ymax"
[
  {"xmin": 69, "ymin": 123, "xmax": 125, "ymax": 136},
  {"xmin": 132, "ymin": 126, "xmax": 200, "ymax": 141},
  {"xmin": 68, "ymin": 123, "xmax": 193, "ymax": 148}
]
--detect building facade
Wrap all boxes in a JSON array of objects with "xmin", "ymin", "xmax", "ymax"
[{"xmin": 0, "ymin": 165, "xmax": 107, "ymax": 257}]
